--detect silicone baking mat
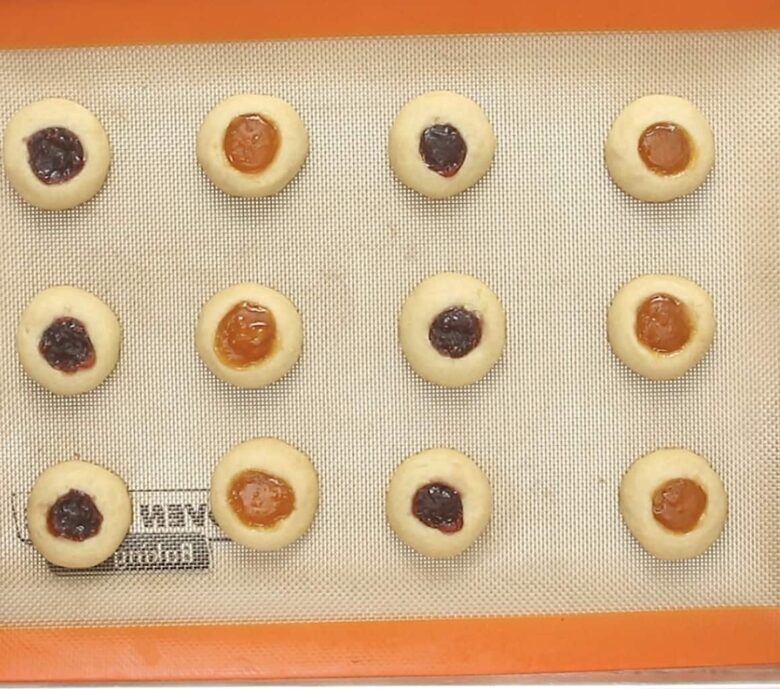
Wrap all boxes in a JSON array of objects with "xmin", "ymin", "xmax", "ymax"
[{"xmin": 0, "ymin": 30, "xmax": 778, "ymax": 678}]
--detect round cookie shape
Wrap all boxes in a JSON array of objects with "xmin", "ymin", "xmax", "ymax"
[
  {"xmin": 399, "ymin": 272, "xmax": 506, "ymax": 387},
  {"xmin": 17, "ymin": 286, "xmax": 122, "ymax": 395},
  {"xmin": 607, "ymin": 274, "xmax": 715, "ymax": 380},
  {"xmin": 605, "ymin": 95, "xmax": 714, "ymax": 202},
  {"xmin": 196, "ymin": 283, "xmax": 302, "ymax": 389},
  {"xmin": 197, "ymin": 94, "xmax": 309, "ymax": 198},
  {"xmin": 210, "ymin": 437, "xmax": 319, "ymax": 551},
  {"xmin": 619, "ymin": 448, "xmax": 727, "ymax": 560},
  {"xmin": 386, "ymin": 447, "xmax": 492, "ymax": 559},
  {"xmin": 3, "ymin": 98, "xmax": 111, "ymax": 210},
  {"xmin": 27, "ymin": 459, "xmax": 132, "ymax": 569},
  {"xmin": 389, "ymin": 91, "xmax": 496, "ymax": 199}
]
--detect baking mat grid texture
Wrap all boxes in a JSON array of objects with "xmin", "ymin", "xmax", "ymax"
[{"xmin": 0, "ymin": 32, "xmax": 777, "ymax": 627}]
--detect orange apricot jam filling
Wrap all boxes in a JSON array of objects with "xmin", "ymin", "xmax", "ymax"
[
  {"xmin": 635, "ymin": 293, "xmax": 691, "ymax": 353},
  {"xmin": 223, "ymin": 114, "xmax": 280, "ymax": 173},
  {"xmin": 215, "ymin": 301, "xmax": 277, "ymax": 368},
  {"xmin": 638, "ymin": 122, "xmax": 692, "ymax": 176},
  {"xmin": 652, "ymin": 478, "xmax": 707, "ymax": 533},
  {"xmin": 228, "ymin": 470, "xmax": 295, "ymax": 527}
]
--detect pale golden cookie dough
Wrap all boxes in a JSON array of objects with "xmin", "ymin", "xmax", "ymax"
[
  {"xmin": 196, "ymin": 283, "xmax": 302, "ymax": 389},
  {"xmin": 197, "ymin": 94, "xmax": 309, "ymax": 197},
  {"xmin": 619, "ymin": 448, "xmax": 728, "ymax": 560},
  {"xmin": 27, "ymin": 459, "xmax": 132, "ymax": 569},
  {"xmin": 607, "ymin": 274, "xmax": 715, "ymax": 380},
  {"xmin": 210, "ymin": 437, "xmax": 319, "ymax": 551},
  {"xmin": 389, "ymin": 91, "xmax": 496, "ymax": 199},
  {"xmin": 17, "ymin": 286, "xmax": 122, "ymax": 396},
  {"xmin": 386, "ymin": 447, "xmax": 492, "ymax": 559},
  {"xmin": 605, "ymin": 94, "xmax": 714, "ymax": 202},
  {"xmin": 399, "ymin": 272, "xmax": 505, "ymax": 387},
  {"xmin": 3, "ymin": 98, "xmax": 111, "ymax": 210}
]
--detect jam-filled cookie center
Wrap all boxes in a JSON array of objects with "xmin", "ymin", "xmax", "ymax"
[
  {"xmin": 215, "ymin": 301, "xmax": 277, "ymax": 368},
  {"xmin": 39, "ymin": 317, "xmax": 97, "ymax": 373},
  {"xmin": 412, "ymin": 482, "xmax": 463, "ymax": 533},
  {"xmin": 47, "ymin": 489, "xmax": 103, "ymax": 541},
  {"xmin": 635, "ymin": 293, "xmax": 692, "ymax": 354},
  {"xmin": 228, "ymin": 470, "xmax": 295, "ymax": 527},
  {"xmin": 652, "ymin": 478, "xmax": 707, "ymax": 533},
  {"xmin": 26, "ymin": 127, "xmax": 85, "ymax": 185},
  {"xmin": 429, "ymin": 306, "xmax": 482, "ymax": 358},
  {"xmin": 638, "ymin": 122, "xmax": 692, "ymax": 176},
  {"xmin": 223, "ymin": 114, "xmax": 280, "ymax": 174},
  {"xmin": 419, "ymin": 124, "xmax": 467, "ymax": 177}
]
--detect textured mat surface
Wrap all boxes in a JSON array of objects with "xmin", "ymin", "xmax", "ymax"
[{"xmin": 0, "ymin": 32, "xmax": 777, "ymax": 626}]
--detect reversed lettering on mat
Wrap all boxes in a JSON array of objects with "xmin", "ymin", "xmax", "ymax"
[{"xmin": 11, "ymin": 488, "xmax": 228, "ymax": 575}]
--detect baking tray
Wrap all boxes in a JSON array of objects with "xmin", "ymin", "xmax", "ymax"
[{"xmin": 0, "ymin": 1, "xmax": 779, "ymax": 683}]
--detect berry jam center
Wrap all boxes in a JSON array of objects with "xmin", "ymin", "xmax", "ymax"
[
  {"xmin": 47, "ymin": 489, "xmax": 103, "ymax": 541},
  {"xmin": 419, "ymin": 124, "xmax": 467, "ymax": 177},
  {"xmin": 429, "ymin": 306, "xmax": 482, "ymax": 358},
  {"xmin": 412, "ymin": 482, "xmax": 463, "ymax": 533},
  {"xmin": 26, "ymin": 127, "xmax": 85, "ymax": 184},
  {"xmin": 38, "ymin": 317, "xmax": 96, "ymax": 373}
]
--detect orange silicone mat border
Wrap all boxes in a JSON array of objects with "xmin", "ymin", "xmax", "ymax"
[
  {"xmin": 0, "ymin": 0, "xmax": 779, "ymax": 48},
  {"xmin": 1, "ymin": 607, "xmax": 778, "ymax": 682},
  {"xmin": 1, "ymin": 2, "xmax": 778, "ymax": 686}
]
